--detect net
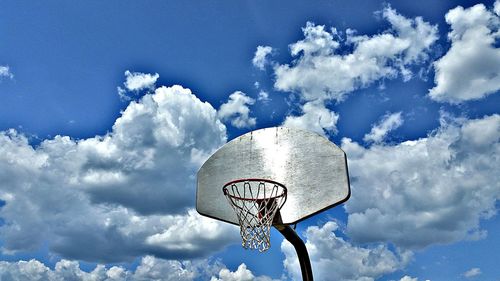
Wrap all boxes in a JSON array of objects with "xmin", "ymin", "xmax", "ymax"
[{"xmin": 223, "ymin": 179, "xmax": 287, "ymax": 252}]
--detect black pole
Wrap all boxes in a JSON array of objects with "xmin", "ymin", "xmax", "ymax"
[{"xmin": 275, "ymin": 225, "xmax": 313, "ymax": 281}]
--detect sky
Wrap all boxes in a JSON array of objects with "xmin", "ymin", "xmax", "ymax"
[{"xmin": 0, "ymin": 0, "xmax": 499, "ymax": 280}]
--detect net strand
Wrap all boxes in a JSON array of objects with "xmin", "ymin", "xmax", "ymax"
[{"xmin": 223, "ymin": 179, "xmax": 287, "ymax": 252}]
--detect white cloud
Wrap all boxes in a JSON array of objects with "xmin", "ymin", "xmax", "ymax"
[
  {"xmin": 0, "ymin": 256, "xmax": 226, "ymax": 281},
  {"xmin": 463, "ymin": 267, "xmax": 481, "ymax": 278},
  {"xmin": 124, "ymin": 70, "xmax": 159, "ymax": 91},
  {"xmin": 364, "ymin": 112, "xmax": 404, "ymax": 143},
  {"xmin": 274, "ymin": 7, "xmax": 437, "ymax": 102},
  {"xmin": 429, "ymin": 2, "xmax": 500, "ymax": 103},
  {"xmin": 257, "ymin": 91, "xmax": 270, "ymax": 103},
  {"xmin": 218, "ymin": 91, "xmax": 256, "ymax": 128},
  {"xmin": 399, "ymin": 276, "xmax": 418, "ymax": 281},
  {"xmin": 118, "ymin": 70, "xmax": 160, "ymax": 100},
  {"xmin": 130, "ymin": 256, "xmax": 213, "ymax": 281},
  {"xmin": 0, "ymin": 85, "xmax": 239, "ymax": 262},
  {"xmin": 0, "ymin": 257, "xmax": 276, "ymax": 281},
  {"xmin": 0, "ymin": 65, "xmax": 14, "ymax": 80},
  {"xmin": 282, "ymin": 222, "xmax": 411, "ymax": 281},
  {"xmin": 272, "ymin": 7, "xmax": 437, "ymax": 135},
  {"xmin": 210, "ymin": 263, "xmax": 275, "ymax": 281},
  {"xmin": 145, "ymin": 209, "xmax": 239, "ymax": 258},
  {"xmin": 382, "ymin": 6, "xmax": 438, "ymax": 65},
  {"xmin": 343, "ymin": 114, "xmax": 500, "ymax": 249},
  {"xmin": 0, "ymin": 259, "xmax": 53, "ymax": 281},
  {"xmin": 82, "ymin": 85, "xmax": 226, "ymax": 215},
  {"xmin": 283, "ymin": 101, "xmax": 339, "ymax": 135},
  {"xmin": 252, "ymin": 46, "xmax": 273, "ymax": 70}
]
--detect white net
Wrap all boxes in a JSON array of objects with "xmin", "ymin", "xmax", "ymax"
[{"xmin": 223, "ymin": 179, "xmax": 287, "ymax": 252}]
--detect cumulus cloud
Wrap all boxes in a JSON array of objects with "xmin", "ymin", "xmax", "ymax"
[
  {"xmin": 117, "ymin": 70, "xmax": 160, "ymax": 100},
  {"xmin": 463, "ymin": 267, "xmax": 481, "ymax": 278},
  {"xmin": 124, "ymin": 70, "xmax": 159, "ymax": 91},
  {"xmin": 218, "ymin": 91, "xmax": 257, "ymax": 128},
  {"xmin": 274, "ymin": 7, "xmax": 437, "ymax": 102},
  {"xmin": 144, "ymin": 210, "xmax": 239, "ymax": 259},
  {"xmin": 343, "ymin": 114, "xmax": 500, "ymax": 249},
  {"xmin": 0, "ymin": 65, "xmax": 14, "ymax": 80},
  {"xmin": 0, "ymin": 256, "xmax": 226, "ymax": 281},
  {"xmin": 210, "ymin": 263, "xmax": 275, "ymax": 281},
  {"xmin": 399, "ymin": 276, "xmax": 418, "ymax": 281},
  {"xmin": 252, "ymin": 46, "xmax": 273, "ymax": 70},
  {"xmin": 429, "ymin": 2, "xmax": 500, "ymax": 103},
  {"xmin": 0, "ymin": 85, "xmax": 240, "ymax": 262},
  {"xmin": 364, "ymin": 112, "xmax": 404, "ymax": 143},
  {"xmin": 0, "ymin": 257, "xmax": 273, "ymax": 281},
  {"xmin": 257, "ymin": 91, "xmax": 270, "ymax": 103},
  {"xmin": 282, "ymin": 222, "xmax": 411, "ymax": 281},
  {"xmin": 272, "ymin": 6, "xmax": 437, "ymax": 134},
  {"xmin": 82, "ymin": 85, "xmax": 226, "ymax": 214},
  {"xmin": 283, "ymin": 101, "xmax": 339, "ymax": 135}
]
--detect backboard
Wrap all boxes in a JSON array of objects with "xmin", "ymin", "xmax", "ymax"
[{"xmin": 196, "ymin": 126, "xmax": 350, "ymax": 225}]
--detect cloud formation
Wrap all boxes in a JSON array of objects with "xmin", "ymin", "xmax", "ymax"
[
  {"xmin": 272, "ymin": 6, "xmax": 437, "ymax": 134},
  {"xmin": 83, "ymin": 85, "xmax": 226, "ymax": 215},
  {"xmin": 118, "ymin": 70, "xmax": 160, "ymax": 100},
  {"xmin": 363, "ymin": 112, "xmax": 404, "ymax": 143},
  {"xmin": 429, "ymin": 2, "xmax": 500, "ymax": 103},
  {"xmin": 210, "ymin": 263, "xmax": 275, "ymax": 281},
  {"xmin": 463, "ymin": 267, "xmax": 481, "ymax": 278},
  {"xmin": 274, "ymin": 7, "xmax": 437, "ymax": 102},
  {"xmin": 257, "ymin": 91, "xmax": 270, "ymax": 103},
  {"xmin": 343, "ymin": 114, "xmax": 500, "ymax": 249},
  {"xmin": 0, "ymin": 85, "xmax": 239, "ymax": 262},
  {"xmin": 0, "ymin": 256, "xmax": 276, "ymax": 281},
  {"xmin": 0, "ymin": 65, "xmax": 14, "ymax": 80},
  {"xmin": 0, "ymin": 256, "xmax": 226, "ymax": 281},
  {"xmin": 218, "ymin": 91, "xmax": 257, "ymax": 128},
  {"xmin": 282, "ymin": 222, "xmax": 411, "ymax": 281},
  {"xmin": 283, "ymin": 101, "xmax": 339, "ymax": 135},
  {"xmin": 252, "ymin": 46, "xmax": 273, "ymax": 70},
  {"xmin": 399, "ymin": 276, "xmax": 418, "ymax": 281}
]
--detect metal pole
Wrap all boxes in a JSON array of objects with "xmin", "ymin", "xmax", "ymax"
[{"xmin": 275, "ymin": 225, "xmax": 314, "ymax": 281}]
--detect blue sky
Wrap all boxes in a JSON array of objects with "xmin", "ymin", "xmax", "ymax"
[{"xmin": 0, "ymin": 0, "xmax": 498, "ymax": 280}]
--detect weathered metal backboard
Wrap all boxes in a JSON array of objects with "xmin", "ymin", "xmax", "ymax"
[{"xmin": 196, "ymin": 126, "xmax": 350, "ymax": 225}]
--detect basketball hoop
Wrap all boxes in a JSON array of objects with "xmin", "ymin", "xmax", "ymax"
[
  {"xmin": 223, "ymin": 178, "xmax": 287, "ymax": 252},
  {"xmin": 198, "ymin": 127, "xmax": 350, "ymax": 280}
]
